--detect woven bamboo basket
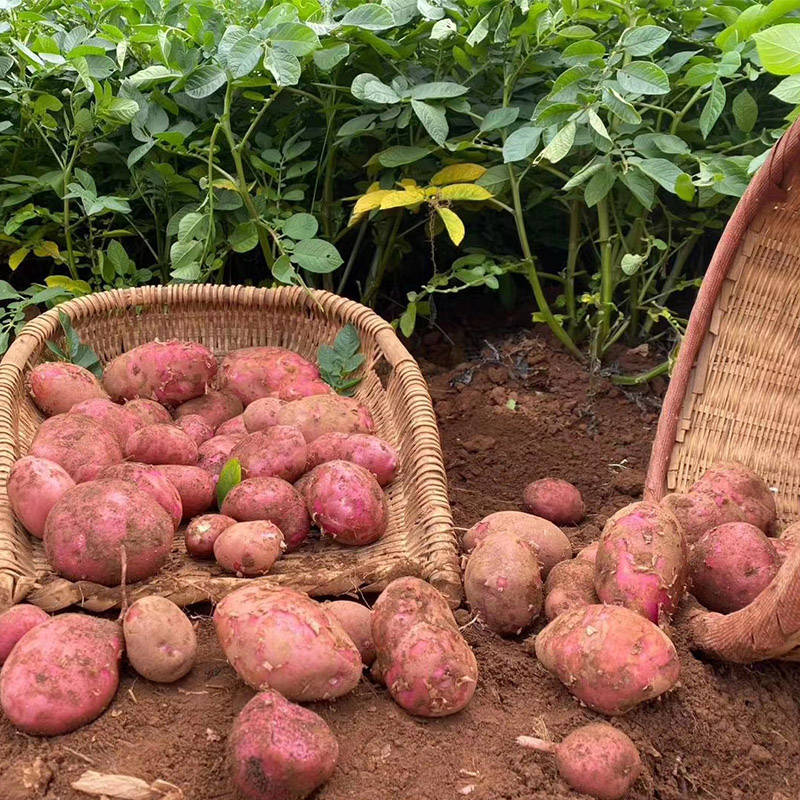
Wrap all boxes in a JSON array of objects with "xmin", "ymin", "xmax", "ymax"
[
  {"xmin": 0, "ymin": 285, "xmax": 460, "ymax": 613},
  {"xmin": 645, "ymin": 119, "xmax": 800, "ymax": 662}
]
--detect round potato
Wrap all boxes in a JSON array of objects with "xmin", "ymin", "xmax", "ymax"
[
  {"xmin": 29, "ymin": 361, "xmax": 108, "ymax": 417},
  {"xmin": 185, "ymin": 514, "xmax": 236, "ymax": 558},
  {"xmin": 8, "ymin": 456, "xmax": 75, "ymax": 539},
  {"xmin": 213, "ymin": 520, "xmax": 285, "ymax": 577}
]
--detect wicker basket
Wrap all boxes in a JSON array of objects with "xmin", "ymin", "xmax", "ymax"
[
  {"xmin": 646, "ymin": 120, "xmax": 800, "ymax": 662},
  {"xmin": 0, "ymin": 285, "xmax": 460, "ymax": 613}
]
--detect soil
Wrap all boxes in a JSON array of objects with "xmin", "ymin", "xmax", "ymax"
[{"xmin": 3, "ymin": 314, "xmax": 800, "ymax": 800}]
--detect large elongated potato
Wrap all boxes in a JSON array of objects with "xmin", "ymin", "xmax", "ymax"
[
  {"xmin": 8, "ymin": 456, "xmax": 75, "ymax": 539},
  {"xmin": 230, "ymin": 426, "xmax": 307, "ymax": 483},
  {"xmin": 276, "ymin": 395, "xmax": 374, "ymax": 443},
  {"xmin": 173, "ymin": 390, "xmax": 243, "ymax": 429},
  {"xmin": 100, "ymin": 462, "xmax": 183, "ymax": 530},
  {"xmin": 29, "ymin": 361, "xmax": 108, "ymax": 417},
  {"xmin": 124, "ymin": 424, "xmax": 199, "ymax": 465}
]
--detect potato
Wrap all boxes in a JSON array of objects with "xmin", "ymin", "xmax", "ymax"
[
  {"xmin": 197, "ymin": 433, "xmax": 246, "ymax": 475},
  {"xmin": 8, "ymin": 456, "xmax": 75, "ymax": 539},
  {"xmin": 306, "ymin": 432, "xmax": 399, "ymax": 486},
  {"xmin": 518, "ymin": 723, "xmax": 641, "ymax": 800},
  {"xmin": 220, "ymin": 477, "xmax": 311, "ymax": 551},
  {"xmin": 462, "ymin": 510, "xmax": 571, "ymax": 578},
  {"xmin": 576, "ymin": 541, "xmax": 599, "ymax": 563},
  {"xmin": 216, "ymin": 413, "xmax": 248, "ymax": 436},
  {"xmin": 44, "ymin": 479, "xmax": 174, "ymax": 586},
  {"xmin": 0, "ymin": 605, "xmax": 49, "ymax": 665},
  {"xmin": 276, "ymin": 394, "xmax": 374, "ymax": 443},
  {"xmin": 306, "ymin": 460, "xmax": 388, "ymax": 546},
  {"xmin": 534, "ymin": 604, "xmax": 680, "ymax": 715},
  {"xmin": 70, "ymin": 398, "xmax": 144, "ymax": 447},
  {"xmin": 174, "ymin": 390, "xmax": 243, "ymax": 429},
  {"xmin": 185, "ymin": 514, "xmax": 236, "ymax": 558},
  {"xmin": 174, "ymin": 414, "xmax": 215, "ymax": 446},
  {"xmin": 544, "ymin": 559, "xmax": 598, "ymax": 621},
  {"xmin": 103, "ymin": 340, "xmax": 217, "ymax": 405},
  {"xmin": 229, "ymin": 689, "xmax": 338, "ymax": 800},
  {"xmin": 154, "ymin": 465, "xmax": 215, "ymax": 518},
  {"xmin": 242, "ymin": 397, "xmax": 285, "ymax": 432},
  {"xmin": 123, "ymin": 596, "xmax": 197, "ymax": 683},
  {"xmin": 213, "ymin": 520, "xmax": 285, "ymax": 577},
  {"xmin": 595, "ymin": 501, "xmax": 688, "ymax": 624},
  {"xmin": 124, "ymin": 423, "xmax": 199, "ymax": 465},
  {"xmin": 123, "ymin": 398, "xmax": 172, "ymax": 426},
  {"xmin": 522, "ymin": 478, "xmax": 585, "ymax": 526},
  {"xmin": 661, "ymin": 491, "xmax": 746, "ymax": 545},
  {"xmin": 218, "ymin": 346, "xmax": 331, "ymax": 404},
  {"xmin": 464, "ymin": 531, "xmax": 543, "ymax": 635},
  {"xmin": 293, "ymin": 469, "xmax": 316, "ymax": 502},
  {"xmin": 230, "ymin": 426, "xmax": 307, "ymax": 483},
  {"xmin": 0, "ymin": 614, "xmax": 123, "ymax": 735},
  {"xmin": 29, "ymin": 361, "xmax": 108, "ymax": 417},
  {"xmin": 325, "ymin": 600, "xmax": 376, "ymax": 665},
  {"xmin": 100, "ymin": 462, "xmax": 183, "ymax": 529},
  {"xmin": 30, "ymin": 412, "xmax": 123, "ymax": 483},
  {"xmin": 689, "ymin": 522, "xmax": 780, "ymax": 613},
  {"xmin": 214, "ymin": 585, "xmax": 363, "ymax": 701}
]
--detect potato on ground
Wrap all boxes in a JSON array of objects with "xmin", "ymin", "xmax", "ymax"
[
  {"xmin": 7, "ymin": 456, "xmax": 75, "ymax": 539},
  {"xmin": 576, "ymin": 541, "xmax": 599, "ymax": 563},
  {"xmin": 216, "ymin": 413, "xmax": 248, "ymax": 436},
  {"xmin": 325, "ymin": 600, "xmax": 376, "ymax": 665},
  {"xmin": 30, "ymin": 413, "xmax": 122, "ymax": 483},
  {"xmin": 185, "ymin": 514, "xmax": 236, "ymax": 558},
  {"xmin": 463, "ymin": 510, "xmax": 571, "ymax": 577},
  {"xmin": 214, "ymin": 585, "xmax": 362, "ymax": 701},
  {"xmin": 522, "ymin": 478, "xmax": 585, "ymax": 526},
  {"xmin": 464, "ymin": 531, "xmax": 543, "ymax": 635},
  {"xmin": 306, "ymin": 432, "xmax": 399, "ymax": 486},
  {"xmin": 103, "ymin": 339, "xmax": 217, "ymax": 405},
  {"xmin": 213, "ymin": 520, "xmax": 285, "ymax": 577},
  {"xmin": 100, "ymin": 462, "xmax": 183, "ymax": 529},
  {"xmin": 306, "ymin": 460, "xmax": 388, "ymax": 546},
  {"xmin": 174, "ymin": 413, "xmax": 215, "ymax": 446},
  {"xmin": 221, "ymin": 477, "xmax": 310, "ymax": 551},
  {"xmin": 0, "ymin": 605, "xmax": 49, "ymax": 664},
  {"xmin": 70, "ymin": 398, "xmax": 143, "ymax": 447},
  {"xmin": 123, "ymin": 398, "xmax": 172, "ymax": 426},
  {"xmin": 155, "ymin": 465, "xmax": 215, "ymax": 518},
  {"xmin": 595, "ymin": 501, "xmax": 687, "ymax": 624},
  {"xmin": 29, "ymin": 361, "xmax": 108, "ymax": 417},
  {"xmin": 544, "ymin": 558, "xmax": 598, "ymax": 621},
  {"xmin": 197, "ymin": 433, "xmax": 246, "ymax": 475},
  {"xmin": 124, "ymin": 423, "xmax": 198, "ymax": 465},
  {"xmin": 242, "ymin": 397, "xmax": 285, "ymax": 432},
  {"xmin": 689, "ymin": 522, "xmax": 780, "ymax": 613},
  {"xmin": 174, "ymin": 390, "xmax": 243, "ymax": 429},
  {"xmin": 123, "ymin": 596, "xmax": 197, "ymax": 683},
  {"xmin": 0, "ymin": 614, "xmax": 123, "ymax": 735},
  {"xmin": 44, "ymin": 479, "xmax": 174, "ymax": 586},
  {"xmin": 534, "ymin": 604, "xmax": 680, "ymax": 716},
  {"xmin": 276, "ymin": 394, "xmax": 374, "ymax": 443},
  {"xmin": 230, "ymin": 426, "xmax": 307, "ymax": 483},
  {"xmin": 229, "ymin": 689, "xmax": 338, "ymax": 800}
]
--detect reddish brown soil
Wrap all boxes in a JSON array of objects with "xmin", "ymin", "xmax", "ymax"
[{"xmin": 3, "ymin": 326, "xmax": 800, "ymax": 800}]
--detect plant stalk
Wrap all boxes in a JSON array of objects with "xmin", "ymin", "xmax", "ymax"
[
  {"xmin": 611, "ymin": 359, "xmax": 670, "ymax": 386},
  {"xmin": 592, "ymin": 196, "xmax": 613, "ymax": 361},
  {"xmin": 565, "ymin": 199, "xmax": 581, "ymax": 334}
]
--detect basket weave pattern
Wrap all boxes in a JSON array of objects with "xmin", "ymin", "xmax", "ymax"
[{"xmin": 0, "ymin": 285, "xmax": 460, "ymax": 612}]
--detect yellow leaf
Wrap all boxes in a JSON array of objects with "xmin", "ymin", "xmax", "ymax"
[
  {"xmin": 399, "ymin": 178, "xmax": 418, "ymax": 189},
  {"xmin": 438, "ymin": 183, "xmax": 493, "ymax": 202},
  {"xmin": 211, "ymin": 178, "xmax": 240, "ymax": 191},
  {"xmin": 353, "ymin": 190, "xmax": 391, "ymax": 215},
  {"xmin": 9, "ymin": 247, "xmax": 28, "ymax": 270},
  {"xmin": 431, "ymin": 163, "xmax": 487, "ymax": 185},
  {"xmin": 33, "ymin": 240, "xmax": 61, "ymax": 260},
  {"xmin": 365, "ymin": 182, "xmax": 383, "ymax": 194},
  {"xmin": 380, "ymin": 188, "xmax": 426, "ymax": 210},
  {"xmin": 437, "ymin": 207, "xmax": 465, "ymax": 246},
  {"xmin": 45, "ymin": 275, "xmax": 92, "ymax": 295}
]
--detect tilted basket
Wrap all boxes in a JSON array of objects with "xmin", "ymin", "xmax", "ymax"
[
  {"xmin": 0, "ymin": 285, "xmax": 460, "ymax": 613},
  {"xmin": 646, "ymin": 119, "xmax": 800, "ymax": 662}
]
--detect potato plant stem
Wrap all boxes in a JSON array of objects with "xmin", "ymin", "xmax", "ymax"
[
  {"xmin": 565, "ymin": 199, "xmax": 581, "ymax": 335},
  {"xmin": 62, "ymin": 142, "xmax": 82, "ymax": 281},
  {"xmin": 592, "ymin": 196, "xmax": 613, "ymax": 361},
  {"xmin": 611, "ymin": 359, "xmax": 670, "ymax": 386}
]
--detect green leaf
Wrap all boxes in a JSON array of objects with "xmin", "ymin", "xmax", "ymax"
[
  {"xmin": 638, "ymin": 158, "xmax": 695, "ymax": 201},
  {"xmin": 408, "ymin": 82, "xmax": 468, "ymax": 100},
  {"xmin": 184, "ymin": 65, "xmax": 227, "ymax": 99},
  {"xmin": 602, "ymin": 86, "xmax": 641, "ymax": 124},
  {"xmin": 411, "ymin": 99, "xmax": 448, "ymax": 145},
  {"xmin": 272, "ymin": 254, "xmax": 299, "ymax": 285},
  {"xmin": 230, "ymin": 221, "xmax": 258, "ymax": 253},
  {"xmin": 502, "ymin": 127, "xmax": 542, "ymax": 162},
  {"xmin": 271, "ymin": 22, "xmax": 320, "ymax": 56},
  {"xmin": 227, "ymin": 34, "xmax": 263, "ymax": 79},
  {"xmin": 341, "ymin": 4, "xmax": 395, "ymax": 31},
  {"xmin": 58, "ymin": 311, "xmax": 80, "ymax": 357},
  {"xmin": 563, "ymin": 161, "xmax": 606, "ymax": 190},
  {"xmin": 351, "ymin": 74, "xmax": 401, "ymax": 103},
  {"xmin": 431, "ymin": 19, "xmax": 456, "ymax": 40},
  {"xmin": 682, "ymin": 63, "xmax": 718, "ymax": 88},
  {"xmin": 480, "ymin": 107, "xmax": 519, "ymax": 133},
  {"xmin": 753, "ymin": 24, "xmax": 800, "ymax": 75},
  {"xmin": 620, "ymin": 253, "xmax": 645, "ymax": 275},
  {"xmin": 622, "ymin": 25, "xmax": 670, "ymax": 56},
  {"xmin": 263, "ymin": 47, "xmax": 301, "ymax": 86},
  {"xmin": 217, "ymin": 459, "xmax": 242, "ymax": 506},
  {"xmin": 100, "ymin": 97, "xmax": 139, "ymax": 124},
  {"xmin": 73, "ymin": 108, "xmax": 94, "ymax": 136},
  {"xmin": 633, "ymin": 133, "xmax": 690, "ymax": 156},
  {"xmin": 476, "ymin": 165, "xmax": 510, "ymax": 195},
  {"xmin": 178, "ymin": 212, "xmax": 207, "ymax": 242},
  {"xmin": 771, "ymin": 74, "xmax": 800, "ymax": 103},
  {"xmin": 291, "ymin": 239, "xmax": 344, "ymax": 273},
  {"xmin": 699, "ymin": 78, "xmax": 726, "ymax": 139},
  {"xmin": 617, "ymin": 62, "xmax": 670, "ymax": 95},
  {"xmin": 127, "ymin": 140, "xmax": 154, "ymax": 167},
  {"xmin": 337, "ymin": 114, "xmax": 378, "ymax": 137},
  {"xmin": 549, "ymin": 65, "xmax": 593, "ymax": 102},
  {"xmin": 170, "ymin": 239, "xmax": 203, "ymax": 270},
  {"xmin": 399, "ymin": 302, "xmax": 417, "ymax": 337},
  {"xmin": 377, "ymin": 146, "xmax": 430, "ymax": 167},
  {"xmin": 334, "ymin": 323, "xmax": 360, "ymax": 357},
  {"xmin": 467, "ymin": 12, "xmax": 491, "ymax": 46},
  {"xmin": 283, "ymin": 213, "xmax": 318, "ymax": 240},
  {"xmin": 313, "ymin": 43, "xmax": 349, "ymax": 71},
  {"xmin": 537, "ymin": 122, "xmax": 576, "ymax": 164},
  {"xmin": 584, "ymin": 165, "xmax": 615, "ymax": 207},
  {"xmin": 587, "ymin": 109, "xmax": 611, "ymax": 144},
  {"xmin": 562, "ymin": 40, "xmax": 606, "ymax": 65},
  {"xmin": 127, "ymin": 65, "xmax": 182, "ymax": 87}
]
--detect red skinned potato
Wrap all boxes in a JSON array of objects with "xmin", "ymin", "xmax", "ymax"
[
  {"xmin": 221, "ymin": 477, "xmax": 311, "ymax": 551},
  {"xmin": 242, "ymin": 397, "xmax": 285, "ymax": 432},
  {"xmin": 29, "ymin": 361, "xmax": 108, "ymax": 417},
  {"xmin": 125, "ymin": 424, "xmax": 198, "ymax": 465},
  {"xmin": 197, "ymin": 433, "xmax": 246, "ymax": 475},
  {"xmin": 276, "ymin": 394, "xmax": 374, "ymax": 443},
  {"xmin": 174, "ymin": 414, "xmax": 214, "ymax": 446},
  {"xmin": 103, "ymin": 340, "xmax": 217, "ymax": 405},
  {"xmin": 306, "ymin": 460, "xmax": 388, "ymax": 546},
  {"xmin": 325, "ymin": 601, "xmax": 376, "ymax": 666},
  {"xmin": 100, "ymin": 462, "xmax": 183, "ymax": 529},
  {"xmin": 124, "ymin": 398, "xmax": 172, "ymax": 426},
  {"xmin": 661, "ymin": 490, "xmax": 746, "ymax": 544},
  {"xmin": 216, "ymin": 414, "xmax": 248, "ymax": 436},
  {"xmin": 70, "ymin": 398, "xmax": 143, "ymax": 447},
  {"xmin": 0, "ymin": 614, "xmax": 122, "ymax": 735},
  {"xmin": 535, "ymin": 604, "xmax": 680, "ymax": 715},
  {"xmin": 185, "ymin": 514, "xmax": 236, "ymax": 558},
  {"xmin": 689, "ymin": 522, "xmax": 780, "ymax": 613},
  {"xmin": 229, "ymin": 689, "xmax": 338, "ymax": 800},
  {"xmin": 576, "ymin": 541, "xmax": 599, "ymax": 564},
  {"xmin": 595, "ymin": 501, "xmax": 688, "ymax": 624},
  {"xmin": 214, "ymin": 585, "xmax": 362, "ymax": 701},
  {"xmin": 544, "ymin": 559, "xmax": 599, "ymax": 621},
  {"xmin": 8, "ymin": 456, "xmax": 75, "ymax": 539},
  {"xmin": 30, "ymin": 413, "xmax": 122, "ymax": 483},
  {"xmin": 154, "ymin": 465, "xmax": 215, "ymax": 518},
  {"xmin": 123, "ymin": 596, "xmax": 197, "ymax": 683},
  {"xmin": 463, "ymin": 510, "xmax": 571, "ymax": 578},
  {"xmin": 44, "ymin": 479, "xmax": 174, "ymax": 586},
  {"xmin": 464, "ymin": 531, "xmax": 543, "ymax": 635},
  {"xmin": 523, "ymin": 478, "xmax": 585, "ymax": 526},
  {"xmin": 307, "ymin": 432, "xmax": 398, "ymax": 486},
  {"xmin": 213, "ymin": 520, "xmax": 285, "ymax": 577},
  {"xmin": 174, "ymin": 390, "xmax": 243, "ymax": 429},
  {"xmin": 0, "ymin": 605, "xmax": 49, "ymax": 664},
  {"xmin": 230, "ymin": 426, "xmax": 307, "ymax": 483},
  {"xmin": 518, "ymin": 723, "xmax": 641, "ymax": 800}
]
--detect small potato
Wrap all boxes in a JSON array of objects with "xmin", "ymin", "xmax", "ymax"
[
  {"xmin": 29, "ymin": 361, "xmax": 108, "ymax": 417},
  {"xmin": 544, "ymin": 559, "xmax": 598, "ymax": 621},
  {"xmin": 70, "ymin": 398, "xmax": 143, "ymax": 447},
  {"xmin": 276, "ymin": 394, "xmax": 374, "ymax": 443},
  {"xmin": 123, "ymin": 596, "xmax": 197, "ymax": 683},
  {"xmin": 174, "ymin": 390, "xmax": 243, "ymax": 429},
  {"xmin": 576, "ymin": 541, "xmax": 599, "ymax": 563},
  {"xmin": 154, "ymin": 465, "xmax": 216, "ymax": 519},
  {"xmin": 306, "ymin": 432, "xmax": 398, "ymax": 486},
  {"xmin": 230, "ymin": 426, "xmax": 307, "ymax": 483},
  {"xmin": 325, "ymin": 600, "xmax": 376, "ymax": 665},
  {"xmin": 213, "ymin": 520, "xmax": 285, "ymax": 577},
  {"xmin": 8, "ymin": 456, "xmax": 75, "ymax": 539},
  {"xmin": 185, "ymin": 514, "xmax": 236, "ymax": 558},
  {"xmin": 216, "ymin": 414, "xmax": 248, "ymax": 436},
  {"xmin": 100, "ymin": 462, "xmax": 183, "ymax": 529},
  {"xmin": 123, "ymin": 398, "xmax": 172, "ymax": 426},
  {"xmin": 242, "ymin": 397, "xmax": 285, "ymax": 432},
  {"xmin": 174, "ymin": 414, "xmax": 215, "ymax": 446},
  {"xmin": 0, "ymin": 605, "xmax": 49, "ymax": 664},
  {"xmin": 197, "ymin": 433, "xmax": 246, "ymax": 475},
  {"xmin": 522, "ymin": 478, "xmax": 584, "ymax": 526},
  {"xmin": 125, "ymin": 424, "xmax": 199, "ymax": 465}
]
